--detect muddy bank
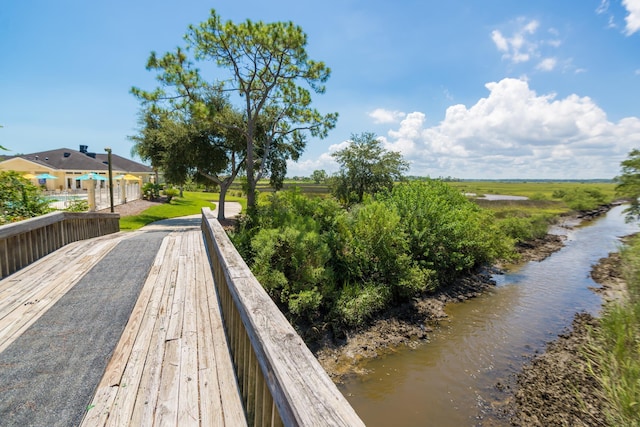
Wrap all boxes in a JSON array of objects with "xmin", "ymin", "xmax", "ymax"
[
  {"xmin": 511, "ymin": 312, "xmax": 606, "ymax": 426},
  {"xmin": 510, "ymin": 248, "xmax": 626, "ymax": 426},
  {"xmin": 311, "ymin": 232, "xmax": 566, "ymax": 383}
]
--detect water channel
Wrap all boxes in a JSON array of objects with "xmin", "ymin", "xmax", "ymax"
[{"xmin": 339, "ymin": 204, "xmax": 639, "ymax": 426}]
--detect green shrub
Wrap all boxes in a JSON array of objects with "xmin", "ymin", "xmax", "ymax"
[
  {"xmin": 332, "ymin": 282, "xmax": 391, "ymax": 328},
  {"xmin": 0, "ymin": 171, "xmax": 51, "ymax": 223},
  {"xmin": 380, "ymin": 180, "xmax": 514, "ymax": 285},
  {"xmin": 163, "ymin": 187, "xmax": 180, "ymax": 203},
  {"xmin": 498, "ymin": 214, "xmax": 552, "ymax": 242},
  {"xmin": 142, "ymin": 182, "xmax": 161, "ymax": 200},
  {"xmin": 329, "ymin": 201, "xmax": 432, "ymax": 301},
  {"xmin": 529, "ymin": 192, "xmax": 547, "ymax": 201},
  {"xmin": 65, "ymin": 199, "xmax": 89, "ymax": 212},
  {"xmin": 250, "ymin": 226, "xmax": 332, "ymax": 320},
  {"xmin": 562, "ymin": 187, "xmax": 607, "ymax": 211}
]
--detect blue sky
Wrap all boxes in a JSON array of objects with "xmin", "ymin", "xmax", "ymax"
[{"xmin": 1, "ymin": 0, "xmax": 639, "ymax": 179}]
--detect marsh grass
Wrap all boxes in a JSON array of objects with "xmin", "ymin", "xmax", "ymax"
[
  {"xmin": 585, "ymin": 234, "xmax": 640, "ymax": 426},
  {"xmin": 119, "ymin": 191, "xmax": 246, "ymax": 230},
  {"xmin": 447, "ymin": 180, "xmax": 616, "ymax": 201}
]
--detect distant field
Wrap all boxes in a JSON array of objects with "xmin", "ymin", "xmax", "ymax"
[
  {"xmin": 446, "ymin": 180, "xmax": 617, "ymax": 200},
  {"xmin": 225, "ymin": 179, "xmax": 618, "ymax": 216}
]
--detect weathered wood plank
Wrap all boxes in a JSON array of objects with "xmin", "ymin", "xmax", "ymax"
[
  {"xmin": 195, "ymin": 231, "xmax": 247, "ymax": 427},
  {"xmin": 81, "ymin": 235, "xmax": 174, "ymax": 427},
  {"xmin": 128, "ymin": 238, "xmax": 180, "ymax": 426},
  {"xmin": 0, "ymin": 235, "xmax": 125, "ymax": 353},
  {"xmin": 178, "ymin": 232, "xmax": 200, "ymax": 427}
]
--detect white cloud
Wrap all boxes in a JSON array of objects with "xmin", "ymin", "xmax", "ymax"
[
  {"xmin": 596, "ymin": 0, "xmax": 610, "ymax": 14},
  {"xmin": 635, "ymin": 69, "xmax": 640, "ymax": 75},
  {"xmin": 623, "ymin": 0, "xmax": 640, "ymax": 35},
  {"xmin": 368, "ymin": 108, "xmax": 405, "ymax": 124},
  {"xmin": 295, "ymin": 78, "xmax": 640, "ymax": 179},
  {"xmin": 536, "ymin": 57, "xmax": 557, "ymax": 71},
  {"xmin": 491, "ymin": 30, "xmax": 508, "ymax": 52},
  {"xmin": 491, "ymin": 21, "xmax": 539, "ymax": 63}
]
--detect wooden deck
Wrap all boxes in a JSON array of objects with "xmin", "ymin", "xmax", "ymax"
[
  {"xmin": 81, "ymin": 229, "xmax": 247, "ymax": 426},
  {"xmin": 0, "ymin": 227, "xmax": 246, "ymax": 426},
  {"xmin": 0, "ymin": 232, "xmax": 128, "ymax": 353}
]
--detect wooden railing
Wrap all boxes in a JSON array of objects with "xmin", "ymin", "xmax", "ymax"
[
  {"xmin": 201, "ymin": 208, "xmax": 365, "ymax": 427},
  {"xmin": 0, "ymin": 211, "xmax": 120, "ymax": 279}
]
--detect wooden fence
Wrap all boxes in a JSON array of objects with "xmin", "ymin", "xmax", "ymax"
[
  {"xmin": 0, "ymin": 211, "xmax": 120, "ymax": 279},
  {"xmin": 201, "ymin": 208, "xmax": 365, "ymax": 427}
]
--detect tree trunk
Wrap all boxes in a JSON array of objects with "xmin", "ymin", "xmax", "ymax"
[{"xmin": 217, "ymin": 183, "xmax": 229, "ymax": 220}]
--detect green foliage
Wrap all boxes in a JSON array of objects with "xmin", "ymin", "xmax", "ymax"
[
  {"xmin": 561, "ymin": 187, "xmax": 607, "ymax": 211},
  {"xmin": 528, "ymin": 192, "xmax": 547, "ymax": 201},
  {"xmin": 616, "ymin": 148, "xmax": 640, "ymax": 220},
  {"xmin": 0, "ymin": 170, "xmax": 51, "ymax": 223},
  {"xmin": 380, "ymin": 180, "xmax": 514, "ymax": 284},
  {"xmin": 65, "ymin": 198, "xmax": 89, "ymax": 212},
  {"xmin": 235, "ymin": 182, "xmax": 512, "ymax": 328},
  {"xmin": 330, "ymin": 201, "xmax": 432, "ymax": 300},
  {"xmin": 163, "ymin": 187, "xmax": 180, "ymax": 203},
  {"xmin": 498, "ymin": 214, "xmax": 553, "ymax": 242},
  {"xmin": 332, "ymin": 283, "xmax": 390, "ymax": 328},
  {"xmin": 330, "ymin": 132, "xmax": 408, "ymax": 205},
  {"xmin": 180, "ymin": 9, "xmax": 337, "ymax": 211},
  {"xmin": 142, "ymin": 182, "xmax": 161, "ymax": 200},
  {"xmin": 250, "ymin": 226, "xmax": 331, "ymax": 320},
  {"xmin": 585, "ymin": 234, "xmax": 640, "ymax": 426},
  {"xmin": 311, "ymin": 169, "xmax": 327, "ymax": 184}
]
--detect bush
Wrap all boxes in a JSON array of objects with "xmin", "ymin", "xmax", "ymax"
[
  {"xmin": 163, "ymin": 187, "xmax": 180, "ymax": 203},
  {"xmin": 250, "ymin": 225, "xmax": 332, "ymax": 321},
  {"xmin": 142, "ymin": 182, "xmax": 161, "ymax": 200},
  {"xmin": 0, "ymin": 171, "xmax": 51, "ymax": 223},
  {"xmin": 562, "ymin": 187, "xmax": 607, "ymax": 211},
  {"xmin": 235, "ymin": 182, "xmax": 513, "ymax": 329},
  {"xmin": 329, "ymin": 200, "xmax": 432, "ymax": 301},
  {"xmin": 332, "ymin": 282, "xmax": 390, "ymax": 328},
  {"xmin": 380, "ymin": 180, "xmax": 514, "ymax": 285},
  {"xmin": 65, "ymin": 198, "xmax": 89, "ymax": 212},
  {"xmin": 498, "ymin": 214, "xmax": 552, "ymax": 242}
]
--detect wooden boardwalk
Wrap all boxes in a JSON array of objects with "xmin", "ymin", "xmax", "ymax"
[
  {"xmin": 0, "ymin": 232, "xmax": 129, "ymax": 353},
  {"xmin": 0, "ymin": 224, "xmax": 247, "ymax": 426},
  {"xmin": 81, "ymin": 229, "xmax": 246, "ymax": 426}
]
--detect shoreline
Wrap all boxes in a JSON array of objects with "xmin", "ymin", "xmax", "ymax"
[
  {"xmin": 304, "ymin": 205, "xmax": 623, "ymax": 425},
  {"xmin": 309, "ymin": 226, "xmax": 570, "ymax": 384}
]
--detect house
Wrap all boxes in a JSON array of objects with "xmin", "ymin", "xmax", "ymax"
[{"xmin": 0, "ymin": 145, "xmax": 155, "ymax": 191}]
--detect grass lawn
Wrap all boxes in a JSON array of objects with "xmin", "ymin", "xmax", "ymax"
[{"xmin": 119, "ymin": 191, "xmax": 247, "ymax": 231}]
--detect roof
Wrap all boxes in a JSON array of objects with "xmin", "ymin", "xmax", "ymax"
[{"xmin": 2, "ymin": 147, "xmax": 153, "ymax": 173}]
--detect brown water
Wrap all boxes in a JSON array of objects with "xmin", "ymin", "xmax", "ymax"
[{"xmin": 339, "ymin": 205, "xmax": 639, "ymax": 426}]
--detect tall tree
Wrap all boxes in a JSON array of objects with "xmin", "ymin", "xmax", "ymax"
[
  {"xmin": 616, "ymin": 148, "xmax": 640, "ymax": 220},
  {"xmin": 130, "ymin": 103, "xmax": 246, "ymax": 220},
  {"xmin": 132, "ymin": 9, "xmax": 338, "ymax": 213},
  {"xmin": 331, "ymin": 132, "xmax": 409, "ymax": 205}
]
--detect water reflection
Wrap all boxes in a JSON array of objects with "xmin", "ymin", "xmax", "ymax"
[{"xmin": 340, "ymin": 205, "xmax": 639, "ymax": 426}]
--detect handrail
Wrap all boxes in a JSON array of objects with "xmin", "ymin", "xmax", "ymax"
[
  {"xmin": 201, "ymin": 208, "xmax": 365, "ymax": 427},
  {"xmin": 0, "ymin": 211, "xmax": 120, "ymax": 279}
]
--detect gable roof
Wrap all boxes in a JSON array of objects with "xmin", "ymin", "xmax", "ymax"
[{"xmin": 3, "ymin": 146, "xmax": 153, "ymax": 173}]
